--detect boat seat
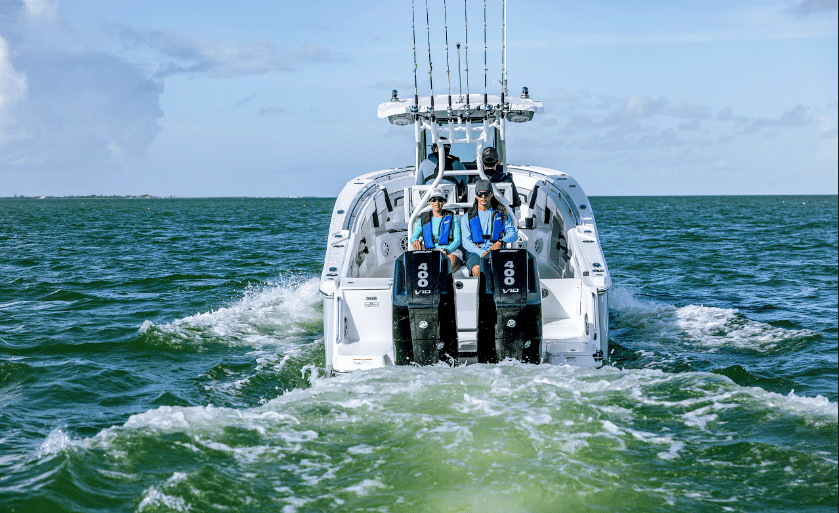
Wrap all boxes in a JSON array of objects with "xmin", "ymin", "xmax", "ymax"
[{"xmin": 403, "ymin": 184, "xmax": 458, "ymax": 228}]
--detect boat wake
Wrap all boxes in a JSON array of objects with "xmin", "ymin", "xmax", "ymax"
[
  {"xmin": 138, "ymin": 275, "xmax": 323, "ymax": 351},
  {"xmin": 33, "ymin": 363, "xmax": 836, "ymax": 512},
  {"xmin": 609, "ymin": 286, "xmax": 819, "ymax": 354},
  {"xmin": 135, "ymin": 276, "xmax": 326, "ymax": 405}
]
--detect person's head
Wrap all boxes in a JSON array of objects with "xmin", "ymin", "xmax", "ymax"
[
  {"xmin": 429, "ymin": 187, "xmax": 447, "ymax": 213},
  {"xmin": 481, "ymin": 147, "xmax": 499, "ymax": 170},
  {"xmin": 474, "ymin": 179, "xmax": 493, "ymax": 209},
  {"xmin": 431, "ymin": 138, "xmax": 451, "ymax": 156}
]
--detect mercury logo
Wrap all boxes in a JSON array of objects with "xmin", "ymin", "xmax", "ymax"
[{"xmin": 419, "ymin": 321, "xmax": 429, "ymax": 329}]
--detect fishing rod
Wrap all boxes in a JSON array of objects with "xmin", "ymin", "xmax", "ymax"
[
  {"xmin": 425, "ymin": 0, "xmax": 435, "ymax": 111},
  {"xmin": 412, "ymin": 0, "xmax": 419, "ymax": 108},
  {"xmin": 464, "ymin": 0, "xmax": 470, "ymax": 115},
  {"xmin": 501, "ymin": 0, "xmax": 507, "ymax": 107},
  {"xmin": 483, "ymin": 0, "xmax": 488, "ymax": 106},
  {"xmin": 457, "ymin": 42, "xmax": 462, "ymax": 102},
  {"xmin": 444, "ymin": 0, "xmax": 452, "ymax": 111}
]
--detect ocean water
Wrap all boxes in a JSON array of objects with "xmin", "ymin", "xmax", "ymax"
[{"xmin": 0, "ymin": 195, "xmax": 836, "ymax": 513}]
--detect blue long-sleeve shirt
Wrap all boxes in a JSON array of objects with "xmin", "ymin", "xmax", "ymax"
[
  {"xmin": 409, "ymin": 213, "xmax": 462, "ymax": 253},
  {"xmin": 415, "ymin": 157, "xmax": 467, "ymax": 192},
  {"xmin": 460, "ymin": 208, "xmax": 518, "ymax": 255}
]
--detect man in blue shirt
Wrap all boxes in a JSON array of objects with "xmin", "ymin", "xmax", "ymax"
[
  {"xmin": 415, "ymin": 138, "xmax": 467, "ymax": 197},
  {"xmin": 460, "ymin": 179, "xmax": 518, "ymax": 277}
]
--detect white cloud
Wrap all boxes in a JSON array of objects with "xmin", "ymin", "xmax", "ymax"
[
  {"xmin": 23, "ymin": 0, "xmax": 58, "ymax": 21},
  {"xmin": 0, "ymin": 35, "xmax": 28, "ymax": 148},
  {"xmin": 0, "ymin": 6, "xmax": 164, "ymax": 173},
  {"xmin": 108, "ymin": 24, "xmax": 341, "ymax": 78}
]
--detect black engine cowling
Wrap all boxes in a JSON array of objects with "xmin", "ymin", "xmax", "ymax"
[
  {"xmin": 392, "ymin": 250, "xmax": 458, "ymax": 365},
  {"xmin": 477, "ymin": 249, "xmax": 542, "ymax": 363}
]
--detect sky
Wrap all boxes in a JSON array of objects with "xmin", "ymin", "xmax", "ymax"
[{"xmin": 0, "ymin": 0, "xmax": 836, "ymax": 197}]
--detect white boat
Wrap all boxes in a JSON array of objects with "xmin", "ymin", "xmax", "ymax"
[{"xmin": 319, "ymin": 6, "xmax": 611, "ymax": 374}]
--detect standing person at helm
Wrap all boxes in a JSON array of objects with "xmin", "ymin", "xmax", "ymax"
[
  {"xmin": 459, "ymin": 179, "xmax": 518, "ymax": 277},
  {"xmin": 409, "ymin": 187, "xmax": 463, "ymax": 271},
  {"xmin": 415, "ymin": 137, "xmax": 467, "ymax": 198},
  {"xmin": 479, "ymin": 146, "xmax": 521, "ymax": 210}
]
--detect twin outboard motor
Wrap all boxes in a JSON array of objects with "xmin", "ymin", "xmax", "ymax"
[
  {"xmin": 477, "ymin": 249, "xmax": 542, "ymax": 363},
  {"xmin": 392, "ymin": 250, "xmax": 458, "ymax": 366}
]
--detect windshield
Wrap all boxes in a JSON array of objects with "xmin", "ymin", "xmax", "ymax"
[{"xmin": 423, "ymin": 126, "xmax": 496, "ymax": 165}]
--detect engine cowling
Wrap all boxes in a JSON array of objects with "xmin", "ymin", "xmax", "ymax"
[
  {"xmin": 392, "ymin": 250, "xmax": 458, "ymax": 365},
  {"xmin": 477, "ymin": 249, "xmax": 542, "ymax": 363}
]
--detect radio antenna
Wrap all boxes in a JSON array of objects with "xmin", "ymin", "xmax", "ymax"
[
  {"xmin": 444, "ymin": 0, "xmax": 452, "ymax": 110},
  {"xmin": 483, "ymin": 0, "xmax": 488, "ymax": 106},
  {"xmin": 425, "ymin": 0, "xmax": 435, "ymax": 110}
]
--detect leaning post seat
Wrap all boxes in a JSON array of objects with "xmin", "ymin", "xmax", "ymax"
[
  {"xmin": 476, "ymin": 249, "xmax": 542, "ymax": 363},
  {"xmin": 392, "ymin": 250, "xmax": 458, "ymax": 365}
]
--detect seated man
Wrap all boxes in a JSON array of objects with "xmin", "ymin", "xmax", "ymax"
[
  {"xmin": 415, "ymin": 138, "xmax": 467, "ymax": 198},
  {"xmin": 479, "ymin": 146, "xmax": 521, "ymax": 209},
  {"xmin": 459, "ymin": 179, "xmax": 519, "ymax": 277},
  {"xmin": 409, "ymin": 187, "xmax": 463, "ymax": 271}
]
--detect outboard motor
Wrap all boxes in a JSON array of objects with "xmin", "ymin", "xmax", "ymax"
[
  {"xmin": 392, "ymin": 250, "xmax": 458, "ymax": 366},
  {"xmin": 477, "ymin": 249, "xmax": 542, "ymax": 363}
]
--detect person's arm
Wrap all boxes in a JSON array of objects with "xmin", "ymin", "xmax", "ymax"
[
  {"xmin": 409, "ymin": 220, "xmax": 423, "ymax": 243},
  {"xmin": 415, "ymin": 159, "xmax": 430, "ymax": 186},
  {"xmin": 443, "ymin": 215, "xmax": 461, "ymax": 253},
  {"xmin": 460, "ymin": 215, "xmax": 482, "ymax": 255},
  {"xmin": 501, "ymin": 214, "xmax": 519, "ymax": 244}
]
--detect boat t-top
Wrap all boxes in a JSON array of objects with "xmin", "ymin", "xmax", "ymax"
[{"xmin": 319, "ymin": 1, "xmax": 611, "ymax": 374}]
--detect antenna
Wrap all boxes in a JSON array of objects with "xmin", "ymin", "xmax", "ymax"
[
  {"xmin": 425, "ymin": 0, "xmax": 435, "ymax": 110},
  {"xmin": 464, "ymin": 0, "xmax": 470, "ymax": 114},
  {"xmin": 412, "ymin": 0, "xmax": 419, "ymax": 108},
  {"xmin": 457, "ymin": 42, "xmax": 462, "ymax": 101},
  {"xmin": 483, "ymin": 0, "xmax": 488, "ymax": 106},
  {"xmin": 444, "ymin": 0, "xmax": 452, "ymax": 110}
]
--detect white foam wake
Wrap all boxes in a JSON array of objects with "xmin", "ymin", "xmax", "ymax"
[
  {"xmin": 609, "ymin": 287, "xmax": 818, "ymax": 353},
  {"xmin": 139, "ymin": 276, "xmax": 322, "ymax": 349}
]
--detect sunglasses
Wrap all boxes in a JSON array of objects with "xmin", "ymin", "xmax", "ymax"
[
  {"xmin": 476, "ymin": 191, "xmax": 493, "ymax": 198},
  {"xmin": 430, "ymin": 197, "xmax": 446, "ymax": 202}
]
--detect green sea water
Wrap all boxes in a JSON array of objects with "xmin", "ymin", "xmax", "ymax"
[{"xmin": 0, "ymin": 196, "xmax": 836, "ymax": 512}]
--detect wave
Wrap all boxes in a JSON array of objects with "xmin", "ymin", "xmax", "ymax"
[
  {"xmin": 138, "ymin": 275, "xmax": 323, "ymax": 351},
  {"xmin": 28, "ymin": 364, "xmax": 835, "ymax": 512},
  {"xmin": 41, "ymin": 364, "xmax": 838, "ymax": 458},
  {"xmin": 608, "ymin": 287, "xmax": 819, "ymax": 354}
]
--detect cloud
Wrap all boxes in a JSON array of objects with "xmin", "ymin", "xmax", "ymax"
[
  {"xmin": 0, "ymin": 6, "xmax": 163, "ymax": 172},
  {"xmin": 0, "ymin": 35, "xmax": 28, "ymax": 147},
  {"xmin": 731, "ymin": 105, "xmax": 812, "ymax": 134},
  {"xmin": 234, "ymin": 94, "xmax": 256, "ymax": 108},
  {"xmin": 784, "ymin": 0, "xmax": 838, "ymax": 17},
  {"xmin": 107, "ymin": 24, "xmax": 341, "ymax": 78},
  {"xmin": 534, "ymin": 90, "xmax": 820, "ymax": 169},
  {"xmin": 23, "ymin": 0, "xmax": 58, "ymax": 21}
]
